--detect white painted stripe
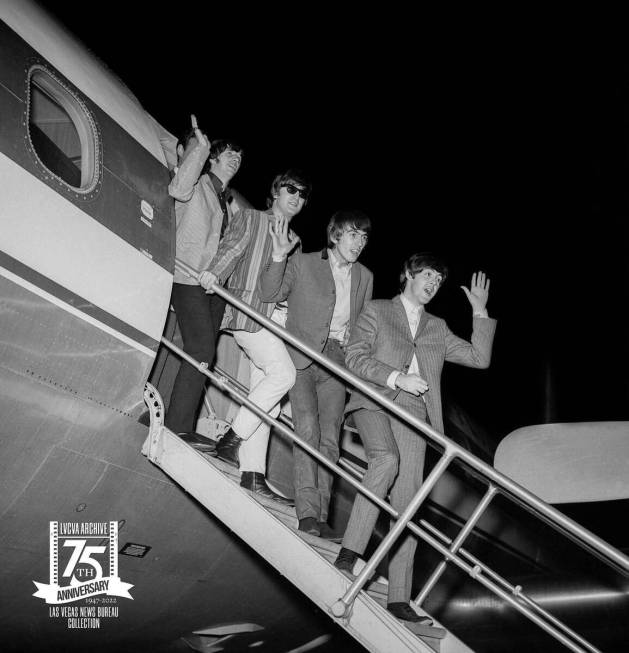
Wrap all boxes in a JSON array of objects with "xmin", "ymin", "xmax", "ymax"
[
  {"xmin": 0, "ymin": 0, "xmax": 173, "ymax": 166},
  {"xmin": 0, "ymin": 264, "xmax": 155, "ymax": 358},
  {"xmin": 0, "ymin": 152, "xmax": 172, "ymax": 341}
]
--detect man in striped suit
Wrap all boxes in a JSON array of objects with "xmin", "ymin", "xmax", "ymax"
[
  {"xmin": 334, "ymin": 253, "xmax": 496, "ymax": 624},
  {"xmin": 199, "ymin": 170, "xmax": 311, "ymax": 505}
]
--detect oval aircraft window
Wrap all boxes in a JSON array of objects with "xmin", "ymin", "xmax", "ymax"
[{"xmin": 27, "ymin": 67, "xmax": 99, "ymax": 192}]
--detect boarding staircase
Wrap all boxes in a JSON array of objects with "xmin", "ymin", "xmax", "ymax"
[
  {"xmin": 142, "ymin": 383, "xmax": 457, "ymax": 653},
  {"xmin": 141, "ymin": 262, "xmax": 629, "ymax": 653}
]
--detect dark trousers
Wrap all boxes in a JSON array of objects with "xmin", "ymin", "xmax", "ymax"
[
  {"xmin": 165, "ymin": 283, "xmax": 225, "ymax": 433},
  {"xmin": 289, "ymin": 339, "xmax": 347, "ymax": 522},
  {"xmin": 342, "ymin": 392, "xmax": 427, "ymax": 603}
]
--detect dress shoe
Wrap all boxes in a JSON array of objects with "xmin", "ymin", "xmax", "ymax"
[
  {"xmin": 387, "ymin": 602, "xmax": 433, "ymax": 625},
  {"xmin": 318, "ymin": 522, "xmax": 342, "ymax": 542},
  {"xmin": 240, "ymin": 472, "xmax": 294, "ymax": 506},
  {"xmin": 334, "ymin": 547, "xmax": 358, "ymax": 573},
  {"xmin": 177, "ymin": 432, "xmax": 217, "ymax": 455},
  {"xmin": 215, "ymin": 428, "xmax": 242, "ymax": 466},
  {"xmin": 298, "ymin": 517, "xmax": 320, "ymax": 536}
]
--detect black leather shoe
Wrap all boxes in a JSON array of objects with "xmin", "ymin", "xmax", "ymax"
[
  {"xmin": 318, "ymin": 522, "xmax": 342, "ymax": 542},
  {"xmin": 387, "ymin": 602, "xmax": 433, "ymax": 625},
  {"xmin": 298, "ymin": 517, "xmax": 320, "ymax": 536},
  {"xmin": 177, "ymin": 432, "xmax": 217, "ymax": 455},
  {"xmin": 334, "ymin": 547, "xmax": 358, "ymax": 573},
  {"xmin": 215, "ymin": 428, "xmax": 242, "ymax": 466},
  {"xmin": 240, "ymin": 472, "xmax": 294, "ymax": 506}
]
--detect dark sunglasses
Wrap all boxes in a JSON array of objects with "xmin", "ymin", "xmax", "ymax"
[{"xmin": 282, "ymin": 183, "xmax": 310, "ymax": 201}]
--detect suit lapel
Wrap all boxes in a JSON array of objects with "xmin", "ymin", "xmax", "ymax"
[
  {"xmin": 350, "ymin": 263, "xmax": 361, "ymax": 324},
  {"xmin": 318, "ymin": 249, "xmax": 335, "ymax": 293},
  {"xmin": 392, "ymin": 296, "xmax": 414, "ymax": 341},
  {"xmin": 415, "ymin": 307, "xmax": 429, "ymax": 341}
]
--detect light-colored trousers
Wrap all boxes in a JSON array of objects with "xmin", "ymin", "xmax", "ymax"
[{"xmin": 231, "ymin": 324, "xmax": 296, "ymax": 474}]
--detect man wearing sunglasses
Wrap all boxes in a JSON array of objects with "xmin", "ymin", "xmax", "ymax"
[
  {"xmin": 334, "ymin": 253, "xmax": 496, "ymax": 625},
  {"xmin": 259, "ymin": 210, "xmax": 373, "ymax": 539},
  {"xmin": 199, "ymin": 170, "xmax": 312, "ymax": 505}
]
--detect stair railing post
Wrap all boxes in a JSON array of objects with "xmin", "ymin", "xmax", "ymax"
[
  {"xmin": 414, "ymin": 484, "xmax": 497, "ymax": 606},
  {"xmin": 331, "ymin": 451, "xmax": 455, "ymax": 618}
]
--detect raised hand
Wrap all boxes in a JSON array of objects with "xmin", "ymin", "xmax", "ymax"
[
  {"xmin": 268, "ymin": 213, "xmax": 300, "ymax": 259},
  {"xmin": 395, "ymin": 373, "xmax": 429, "ymax": 396},
  {"xmin": 191, "ymin": 114, "xmax": 210, "ymax": 149},
  {"xmin": 461, "ymin": 271, "xmax": 490, "ymax": 313}
]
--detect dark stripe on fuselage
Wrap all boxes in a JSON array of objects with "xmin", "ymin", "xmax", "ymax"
[
  {"xmin": 0, "ymin": 20, "xmax": 174, "ymax": 273},
  {"xmin": 0, "ymin": 249, "xmax": 159, "ymax": 352}
]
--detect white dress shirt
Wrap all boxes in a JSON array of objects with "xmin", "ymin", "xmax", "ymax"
[{"xmin": 327, "ymin": 248, "xmax": 352, "ymax": 343}]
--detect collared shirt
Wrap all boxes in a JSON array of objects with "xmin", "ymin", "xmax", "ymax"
[{"xmin": 327, "ymin": 248, "xmax": 352, "ymax": 343}]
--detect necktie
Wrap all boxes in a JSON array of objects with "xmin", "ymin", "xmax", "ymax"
[{"xmin": 218, "ymin": 190, "xmax": 229, "ymax": 239}]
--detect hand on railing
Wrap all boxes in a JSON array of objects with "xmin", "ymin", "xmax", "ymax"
[{"xmin": 199, "ymin": 270, "xmax": 218, "ymax": 294}]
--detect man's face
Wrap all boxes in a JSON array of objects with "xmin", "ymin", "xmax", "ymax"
[
  {"xmin": 275, "ymin": 182, "xmax": 307, "ymax": 219},
  {"xmin": 210, "ymin": 148, "xmax": 242, "ymax": 182},
  {"xmin": 405, "ymin": 267, "xmax": 443, "ymax": 305},
  {"xmin": 332, "ymin": 227, "xmax": 368, "ymax": 265}
]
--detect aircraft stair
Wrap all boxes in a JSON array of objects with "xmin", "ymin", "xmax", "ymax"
[{"xmin": 142, "ymin": 383, "xmax": 469, "ymax": 653}]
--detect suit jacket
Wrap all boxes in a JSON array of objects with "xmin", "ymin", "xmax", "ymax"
[
  {"xmin": 259, "ymin": 249, "xmax": 373, "ymax": 369},
  {"xmin": 345, "ymin": 296, "xmax": 497, "ymax": 433},
  {"xmin": 207, "ymin": 208, "xmax": 300, "ymax": 332},
  {"xmin": 170, "ymin": 141, "xmax": 232, "ymax": 285}
]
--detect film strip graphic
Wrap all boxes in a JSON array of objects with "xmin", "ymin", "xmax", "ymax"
[
  {"xmin": 35, "ymin": 521, "xmax": 133, "ymax": 604},
  {"xmin": 49, "ymin": 520, "xmax": 59, "ymax": 586},
  {"xmin": 49, "ymin": 521, "xmax": 118, "ymax": 583}
]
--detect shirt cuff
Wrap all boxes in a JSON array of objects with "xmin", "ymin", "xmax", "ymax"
[
  {"xmin": 387, "ymin": 370, "xmax": 401, "ymax": 390},
  {"xmin": 272, "ymin": 255, "xmax": 286, "ymax": 262},
  {"xmin": 473, "ymin": 310, "xmax": 488, "ymax": 318}
]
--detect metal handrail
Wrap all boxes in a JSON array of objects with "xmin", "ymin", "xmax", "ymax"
[
  {"xmin": 158, "ymin": 335, "xmax": 601, "ymax": 653},
  {"xmin": 177, "ymin": 260, "xmax": 628, "ymax": 571},
  {"xmin": 206, "ymin": 353, "xmax": 602, "ymax": 652},
  {"xmin": 169, "ymin": 258, "xmax": 627, "ymax": 652}
]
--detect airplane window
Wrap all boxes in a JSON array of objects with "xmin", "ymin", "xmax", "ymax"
[{"xmin": 28, "ymin": 68, "xmax": 99, "ymax": 191}]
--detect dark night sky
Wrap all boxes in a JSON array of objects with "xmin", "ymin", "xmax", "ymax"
[{"xmin": 38, "ymin": 3, "xmax": 629, "ymax": 440}]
